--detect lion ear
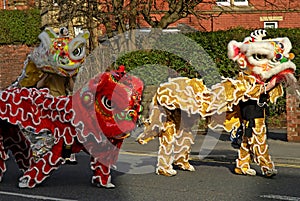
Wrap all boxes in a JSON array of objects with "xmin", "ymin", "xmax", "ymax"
[
  {"xmin": 228, "ymin": 40, "xmax": 242, "ymax": 61},
  {"xmin": 37, "ymin": 27, "xmax": 58, "ymax": 49},
  {"xmin": 44, "ymin": 27, "xmax": 58, "ymax": 39},
  {"xmin": 80, "ymin": 30, "xmax": 90, "ymax": 40}
]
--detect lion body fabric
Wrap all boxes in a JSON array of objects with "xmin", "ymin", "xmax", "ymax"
[{"xmin": 137, "ymin": 73, "xmax": 283, "ymax": 176}]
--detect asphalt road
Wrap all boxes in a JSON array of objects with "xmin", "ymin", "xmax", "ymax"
[{"xmin": 1, "ymin": 147, "xmax": 300, "ymax": 201}]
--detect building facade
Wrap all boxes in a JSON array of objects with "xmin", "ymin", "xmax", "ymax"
[
  {"xmin": 1, "ymin": 1, "xmax": 300, "ymax": 32},
  {"xmin": 0, "ymin": 0, "xmax": 35, "ymax": 10},
  {"xmin": 168, "ymin": 0, "xmax": 300, "ymax": 31},
  {"xmin": 30, "ymin": 0, "xmax": 300, "ymax": 37}
]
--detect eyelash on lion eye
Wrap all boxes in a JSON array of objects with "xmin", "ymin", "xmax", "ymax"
[
  {"xmin": 271, "ymin": 57, "xmax": 279, "ymax": 63},
  {"xmin": 253, "ymin": 54, "xmax": 268, "ymax": 60}
]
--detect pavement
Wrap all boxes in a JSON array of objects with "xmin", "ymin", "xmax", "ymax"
[
  {"xmin": 263, "ymin": 129, "xmax": 300, "ymax": 166},
  {"xmin": 122, "ymin": 128, "xmax": 300, "ymax": 167}
]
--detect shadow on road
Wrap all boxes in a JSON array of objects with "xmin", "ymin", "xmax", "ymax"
[{"xmin": 267, "ymin": 130, "xmax": 287, "ymax": 141}]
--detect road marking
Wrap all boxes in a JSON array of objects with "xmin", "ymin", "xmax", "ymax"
[
  {"xmin": 120, "ymin": 151, "xmax": 157, "ymax": 157},
  {"xmin": 260, "ymin": 194, "xmax": 300, "ymax": 200},
  {"xmin": 0, "ymin": 191, "xmax": 77, "ymax": 201},
  {"xmin": 276, "ymin": 163, "xmax": 300, "ymax": 169}
]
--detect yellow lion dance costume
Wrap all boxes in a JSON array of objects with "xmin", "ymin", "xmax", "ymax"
[{"xmin": 137, "ymin": 29, "xmax": 297, "ymax": 177}]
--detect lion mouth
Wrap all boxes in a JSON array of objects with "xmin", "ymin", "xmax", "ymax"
[{"xmin": 270, "ymin": 68, "xmax": 296, "ymax": 85}]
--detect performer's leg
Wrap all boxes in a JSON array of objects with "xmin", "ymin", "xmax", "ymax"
[
  {"xmin": 173, "ymin": 130, "xmax": 195, "ymax": 171},
  {"xmin": 0, "ymin": 122, "xmax": 31, "ymax": 181},
  {"xmin": 5, "ymin": 129, "xmax": 32, "ymax": 171},
  {"xmin": 90, "ymin": 138, "xmax": 124, "ymax": 188},
  {"xmin": 156, "ymin": 121, "xmax": 177, "ymax": 176},
  {"xmin": 90, "ymin": 157, "xmax": 114, "ymax": 188},
  {"xmin": 66, "ymin": 153, "xmax": 77, "ymax": 164},
  {"xmin": 251, "ymin": 118, "xmax": 277, "ymax": 177},
  {"xmin": 0, "ymin": 137, "xmax": 8, "ymax": 182},
  {"xmin": 18, "ymin": 140, "xmax": 64, "ymax": 188},
  {"xmin": 234, "ymin": 135, "xmax": 256, "ymax": 176},
  {"xmin": 63, "ymin": 144, "xmax": 78, "ymax": 165}
]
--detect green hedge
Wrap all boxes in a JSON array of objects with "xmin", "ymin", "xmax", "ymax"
[
  {"xmin": 0, "ymin": 9, "xmax": 41, "ymax": 45},
  {"xmin": 117, "ymin": 28, "xmax": 300, "ymax": 83}
]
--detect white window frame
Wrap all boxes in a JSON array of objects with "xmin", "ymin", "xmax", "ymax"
[
  {"xmin": 233, "ymin": 0, "xmax": 249, "ymax": 6},
  {"xmin": 216, "ymin": 0, "xmax": 230, "ymax": 6},
  {"xmin": 264, "ymin": 21, "xmax": 278, "ymax": 29},
  {"xmin": 53, "ymin": 0, "xmax": 58, "ymax": 6}
]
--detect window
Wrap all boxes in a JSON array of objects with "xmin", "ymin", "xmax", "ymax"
[
  {"xmin": 53, "ymin": 0, "xmax": 58, "ymax": 6},
  {"xmin": 216, "ymin": 0, "xmax": 230, "ymax": 6},
  {"xmin": 233, "ymin": 0, "xmax": 248, "ymax": 6},
  {"xmin": 216, "ymin": 0, "xmax": 249, "ymax": 6},
  {"xmin": 264, "ymin": 21, "xmax": 278, "ymax": 29}
]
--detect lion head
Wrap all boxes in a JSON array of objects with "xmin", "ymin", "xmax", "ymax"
[
  {"xmin": 228, "ymin": 29, "xmax": 296, "ymax": 85},
  {"xmin": 30, "ymin": 27, "xmax": 90, "ymax": 77},
  {"xmin": 75, "ymin": 66, "xmax": 144, "ymax": 139}
]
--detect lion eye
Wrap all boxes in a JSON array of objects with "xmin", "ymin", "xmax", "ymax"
[
  {"xmin": 73, "ymin": 47, "xmax": 83, "ymax": 57},
  {"xmin": 101, "ymin": 96, "xmax": 113, "ymax": 111},
  {"xmin": 253, "ymin": 54, "xmax": 267, "ymax": 60},
  {"xmin": 278, "ymin": 42, "xmax": 284, "ymax": 49}
]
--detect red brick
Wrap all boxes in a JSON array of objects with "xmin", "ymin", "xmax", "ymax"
[
  {"xmin": 289, "ymin": 136, "xmax": 300, "ymax": 142},
  {"xmin": 287, "ymin": 90, "xmax": 300, "ymax": 142},
  {"xmin": 0, "ymin": 45, "xmax": 33, "ymax": 89}
]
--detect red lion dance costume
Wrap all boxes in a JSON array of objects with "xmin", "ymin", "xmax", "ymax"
[
  {"xmin": 0, "ymin": 66, "xmax": 143, "ymax": 188},
  {"xmin": 137, "ymin": 30, "xmax": 297, "ymax": 178}
]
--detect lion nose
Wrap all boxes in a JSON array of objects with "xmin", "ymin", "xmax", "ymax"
[
  {"xmin": 127, "ymin": 110, "xmax": 137, "ymax": 120},
  {"xmin": 289, "ymin": 53, "xmax": 295, "ymax": 60},
  {"xmin": 280, "ymin": 53, "xmax": 295, "ymax": 63}
]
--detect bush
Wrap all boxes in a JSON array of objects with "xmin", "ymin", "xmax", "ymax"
[{"xmin": 0, "ymin": 9, "xmax": 41, "ymax": 45}]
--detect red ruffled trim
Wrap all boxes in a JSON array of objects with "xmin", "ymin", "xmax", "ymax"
[{"xmin": 0, "ymin": 87, "xmax": 80, "ymax": 145}]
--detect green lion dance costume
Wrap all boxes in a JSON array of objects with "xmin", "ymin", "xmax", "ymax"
[{"xmin": 137, "ymin": 29, "xmax": 297, "ymax": 177}]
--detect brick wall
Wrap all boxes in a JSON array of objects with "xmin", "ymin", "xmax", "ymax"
[
  {"xmin": 286, "ymin": 92, "xmax": 300, "ymax": 142},
  {"xmin": 0, "ymin": 45, "xmax": 33, "ymax": 89},
  {"xmin": 171, "ymin": 11, "xmax": 300, "ymax": 32},
  {"xmin": 0, "ymin": 0, "xmax": 35, "ymax": 10}
]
